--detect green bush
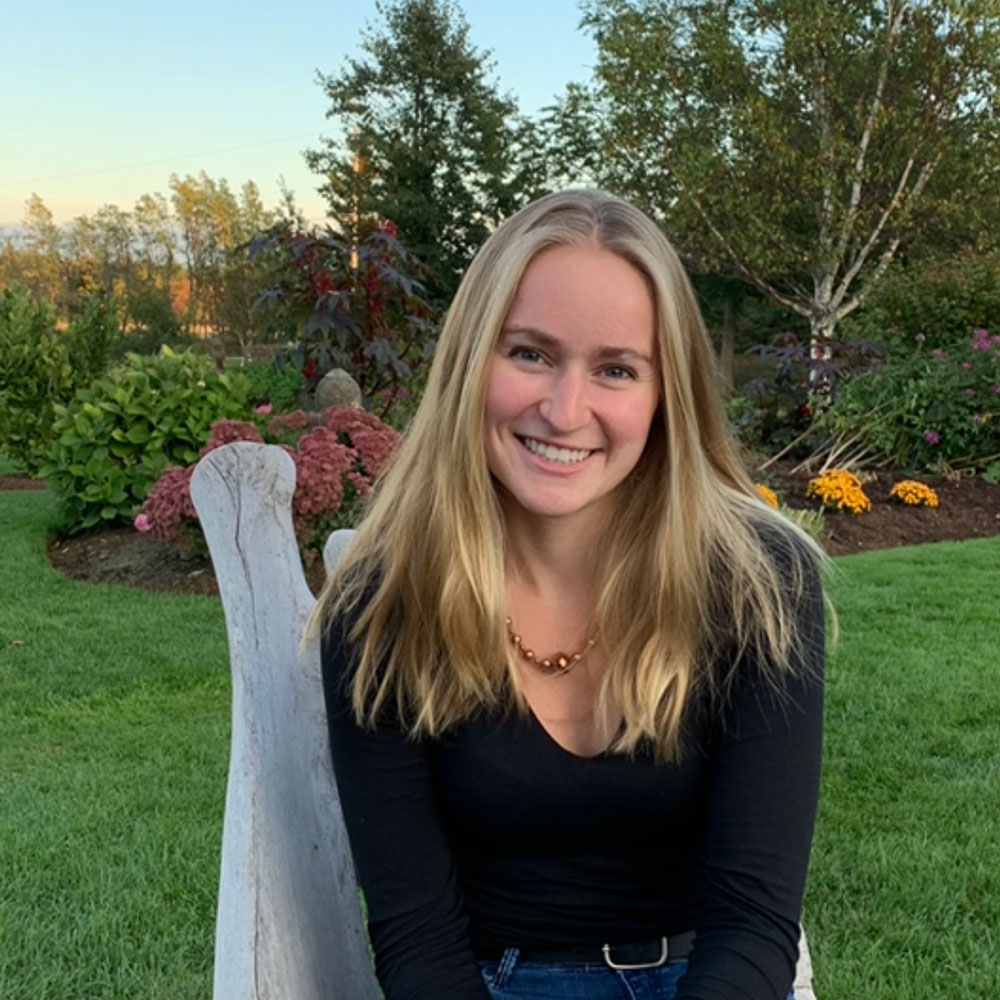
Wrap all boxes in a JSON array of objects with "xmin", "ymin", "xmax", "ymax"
[
  {"xmin": 241, "ymin": 360, "xmax": 303, "ymax": 412},
  {"xmin": 820, "ymin": 329, "xmax": 1000, "ymax": 471},
  {"xmin": 65, "ymin": 293, "xmax": 121, "ymax": 385},
  {"xmin": 40, "ymin": 347, "xmax": 252, "ymax": 531},
  {"xmin": 0, "ymin": 284, "xmax": 75, "ymax": 473},
  {"xmin": 846, "ymin": 252, "xmax": 1000, "ymax": 352}
]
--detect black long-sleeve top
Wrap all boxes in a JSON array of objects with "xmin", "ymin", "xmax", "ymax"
[{"xmin": 321, "ymin": 564, "xmax": 824, "ymax": 1000}]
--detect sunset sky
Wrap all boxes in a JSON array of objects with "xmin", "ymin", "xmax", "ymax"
[{"xmin": 1, "ymin": 0, "xmax": 596, "ymax": 229}]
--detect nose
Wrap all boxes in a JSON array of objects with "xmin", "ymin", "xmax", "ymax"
[{"xmin": 539, "ymin": 367, "xmax": 589, "ymax": 432}]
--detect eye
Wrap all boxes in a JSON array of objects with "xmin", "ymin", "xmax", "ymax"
[
  {"xmin": 508, "ymin": 345, "xmax": 545, "ymax": 365},
  {"xmin": 600, "ymin": 364, "xmax": 637, "ymax": 381}
]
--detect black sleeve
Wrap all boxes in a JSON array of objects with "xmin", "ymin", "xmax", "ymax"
[
  {"xmin": 676, "ymin": 551, "xmax": 826, "ymax": 1000},
  {"xmin": 320, "ymin": 610, "xmax": 492, "ymax": 1000}
]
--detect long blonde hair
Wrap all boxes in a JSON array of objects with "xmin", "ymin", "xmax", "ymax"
[{"xmin": 310, "ymin": 189, "xmax": 824, "ymax": 761}]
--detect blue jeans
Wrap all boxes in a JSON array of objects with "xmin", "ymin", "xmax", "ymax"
[{"xmin": 479, "ymin": 947, "xmax": 797, "ymax": 1000}]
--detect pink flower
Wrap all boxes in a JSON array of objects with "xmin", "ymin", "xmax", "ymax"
[
  {"xmin": 254, "ymin": 403, "xmax": 273, "ymax": 415},
  {"xmin": 923, "ymin": 430, "xmax": 941, "ymax": 445},
  {"xmin": 992, "ymin": 384, "xmax": 1000, "ymax": 395},
  {"xmin": 930, "ymin": 349, "xmax": 948, "ymax": 361},
  {"xmin": 134, "ymin": 513, "xmax": 152, "ymax": 533},
  {"xmin": 915, "ymin": 333, "xmax": 926, "ymax": 343},
  {"xmin": 962, "ymin": 362, "xmax": 973, "ymax": 371},
  {"xmin": 964, "ymin": 388, "xmax": 977, "ymax": 397}
]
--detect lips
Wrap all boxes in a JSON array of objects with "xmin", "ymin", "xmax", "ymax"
[{"xmin": 518, "ymin": 435, "xmax": 594, "ymax": 465}]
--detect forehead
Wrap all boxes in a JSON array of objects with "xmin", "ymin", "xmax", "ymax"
[{"xmin": 504, "ymin": 243, "xmax": 656, "ymax": 351}]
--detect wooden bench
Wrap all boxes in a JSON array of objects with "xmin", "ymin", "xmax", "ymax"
[{"xmin": 192, "ymin": 441, "xmax": 818, "ymax": 1000}]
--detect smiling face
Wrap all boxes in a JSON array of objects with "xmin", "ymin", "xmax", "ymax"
[{"xmin": 483, "ymin": 241, "xmax": 660, "ymax": 536}]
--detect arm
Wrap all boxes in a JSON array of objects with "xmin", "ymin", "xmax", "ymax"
[
  {"xmin": 676, "ymin": 554, "xmax": 826, "ymax": 1000},
  {"xmin": 320, "ymin": 612, "xmax": 492, "ymax": 1000}
]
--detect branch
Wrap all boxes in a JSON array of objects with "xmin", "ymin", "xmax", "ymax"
[
  {"xmin": 832, "ymin": 1, "xmax": 909, "ymax": 267},
  {"xmin": 673, "ymin": 175, "xmax": 811, "ymax": 317},
  {"xmin": 831, "ymin": 146, "xmax": 939, "ymax": 313}
]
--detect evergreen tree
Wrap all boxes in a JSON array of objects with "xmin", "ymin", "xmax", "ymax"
[{"xmin": 305, "ymin": 0, "xmax": 534, "ymax": 304}]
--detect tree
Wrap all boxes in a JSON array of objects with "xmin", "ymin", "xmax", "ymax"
[
  {"xmin": 305, "ymin": 0, "xmax": 536, "ymax": 304},
  {"xmin": 169, "ymin": 172, "xmax": 276, "ymax": 347},
  {"xmin": 560, "ymin": 0, "xmax": 1000, "ymax": 354}
]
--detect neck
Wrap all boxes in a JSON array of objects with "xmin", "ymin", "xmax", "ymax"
[{"xmin": 503, "ymin": 510, "xmax": 607, "ymax": 601}]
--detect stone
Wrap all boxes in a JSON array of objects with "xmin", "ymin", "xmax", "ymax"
[{"xmin": 315, "ymin": 368, "xmax": 362, "ymax": 410}]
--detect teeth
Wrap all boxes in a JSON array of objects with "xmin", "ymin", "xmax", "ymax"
[{"xmin": 522, "ymin": 437, "xmax": 591, "ymax": 464}]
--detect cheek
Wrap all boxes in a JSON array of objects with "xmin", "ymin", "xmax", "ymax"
[{"xmin": 484, "ymin": 363, "xmax": 529, "ymax": 427}]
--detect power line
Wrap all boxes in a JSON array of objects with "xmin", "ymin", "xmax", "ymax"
[{"xmin": 15, "ymin": 132, "xmax": 326, "ymax": 184}]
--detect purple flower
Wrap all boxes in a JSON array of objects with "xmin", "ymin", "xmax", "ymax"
[
  {"xmin": 964, "ymin": 388, "xmax": 977, "ymax": 397},
  {"xmin": 923, "ymin": 430, "xmax": 941, "ymax": 445},
  {"xmin": 962, "ymin": 361, "xmax": 973, "ymax": 371},
  {"xmin": 915, "ymin": 333, "xmax": 926, "ymax": 343},
  {"xmin": 992, "ymin": 384, "xmax": 1000, "ymax": 395},
  {"xmin": 134, "ymin": 513, "xmax": 152, "ymax": 533},
  {"xmin": 972, "ymin": 328, "xmax": 994, "ymax": 351},
  {"xmin": 930, "ymin": 349, "xmax": 948, "ymax": 361}
]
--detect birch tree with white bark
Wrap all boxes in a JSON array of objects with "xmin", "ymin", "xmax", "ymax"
[{"xmin": 554, "ymin": 0, "xmax": 1000, "ymax": 357}]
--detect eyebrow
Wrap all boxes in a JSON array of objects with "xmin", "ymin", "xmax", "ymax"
[{"xmin": 500, "ymin": 325, "xmax": 656, "ymax": 367}]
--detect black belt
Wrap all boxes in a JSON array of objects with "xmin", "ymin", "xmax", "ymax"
[{"xmin": 480, "ymin": 932, "xmax": 695, "ymax": 970}]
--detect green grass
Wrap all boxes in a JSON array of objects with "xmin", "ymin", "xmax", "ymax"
[
  {"xmin": 809, "ymin": 538, "xmax": 1000, "ymax": 999},
  {"xmin": 1, "ymin": 485, "xmax": 998, "ymax": 998},
  {"xmin": 0, "ymin": 489, "xmax": 229, "ymax": 1000}
]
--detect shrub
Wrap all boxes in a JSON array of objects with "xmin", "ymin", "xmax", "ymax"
[
  {"xmin": 819, "ymin": 329, "xmax": 1000, "ymax": 472},
  {"xmin": 141, "ymin": 406, "xmax": 401, "ymax": 561},
  {"xmin": 251, "ymin": 221, "xmax": 438, "ymax": 420},
  {"xmin": 65, "ymin": 293, "xmax": 121, "ymax": 385},
  {"xmin": 40, "ymin": 348, "xmax": 252, "ymax": 532},
  {"xmin": 846, "ymin": 252, "xmax": 1000, "ymax": 352},
  {"xmin": 241, "ymin": 360, "xmax": 304, "ymax": 412},
  {"xmin": 0, "ymin": 284, "xmax": 75, "ymax": 472},
  {"xmin": 728, "ymin": 333, "xmax": 884, "ymax": 455},
  {"xmin": 807, "ymin": 469, "xmax": 871, "ymax": 515}
]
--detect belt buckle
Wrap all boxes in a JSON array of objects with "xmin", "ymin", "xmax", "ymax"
[{"xmin": 601, "ymin": 936, "xmax": 669, "ymax": 970}]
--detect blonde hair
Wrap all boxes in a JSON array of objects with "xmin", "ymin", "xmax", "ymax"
[{"xmin": 309, "ymin": 189, "xmax": 825, "ymax": 761}]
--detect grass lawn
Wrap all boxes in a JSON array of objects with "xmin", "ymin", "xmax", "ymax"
[
  {"xmin": 1, "ymin": 484, "xmax": 997, "ymax": 998},
  {"xmin": 0, "ymin": 489, "xmax": 229, "ymax": 999}
]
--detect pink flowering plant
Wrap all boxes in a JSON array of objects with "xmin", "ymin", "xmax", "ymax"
[
  {"xmin": 820, "ymin": 328, "xmax": 1000, "ymax": 471},
  {"xmin": 139, "ymin": 406, "xmax": 400, "ymax": 561}
]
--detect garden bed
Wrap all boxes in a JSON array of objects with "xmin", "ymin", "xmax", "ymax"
[{"xmin": 16, "ymin": 465, "xmax": 997, "ymax": 597}]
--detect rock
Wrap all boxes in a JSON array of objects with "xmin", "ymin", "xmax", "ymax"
[{"xmin": 314, "ymin": 369, "xmax": 362, "ymax": 410}]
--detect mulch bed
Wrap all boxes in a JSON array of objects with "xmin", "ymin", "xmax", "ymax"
[{"xmin": 1, "ymin": 467, "xmax": 997, "ymax": 597}]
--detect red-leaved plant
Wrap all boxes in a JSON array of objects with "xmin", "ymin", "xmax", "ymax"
[{"xmin": 138, "ymin": 407, "xmax": 400, "ymax": 561}]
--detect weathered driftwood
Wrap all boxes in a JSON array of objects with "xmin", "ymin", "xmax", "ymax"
[
  {"xmin": 191, "ymin": 442, "xmax": 377, "ymax": 1000},
  {"xmin": 193, "ymin": 440, "xmax": 819, "ymax": 1000}
]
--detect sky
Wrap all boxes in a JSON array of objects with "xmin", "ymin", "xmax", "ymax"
[{"xmin": 0, "ymin": 0, "xmax": 597, "ymax": 229}]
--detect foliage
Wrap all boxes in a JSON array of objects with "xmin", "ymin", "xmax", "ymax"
[
  {"xmin": 807, "ymin": 469, "xmax": 871, "ymax": 515},
  {"xmin": 240, "ymin": 360, "xmax": 304, "ymax": 412},
  {"xmin": 64, "ymin": 293, "xmax": 121, "ymax": 384},
  {"xmin": 0, "ymin": 284, "xmax": 75, "ymax": 472},
  {"xmin": 141, "ymin": 407, "xmax": 401, "ymax": 560},
  {"xmin": 40, "ymin": 348, "xmax": 252, "ymax": 532},
  {"xmin": 727, "ymin": 333, "xmax": 883, "ymax": 454},
  {"xmin": 889, "ymin": 480, "xmax": 939, "ymax": 508},
  {"xmin": 124, "ymin": 285, "xmax": 183, "ymax": 349},
  {"xmin": 820, "ymin": 329, "xmax": 1000, "ymax": 472},
  {"xmin": 780, "ymin": 504, "xmax": 825, "ymax": 543},
  {"xmin": 844, "ymin": 251, "xmax": 1000, "ymax": 352},
  {"xmin": 252, "ymin": 221, "xmax": 437, "ymax": 417},
  {"xmin": 304, "ymin": 0, "xmax": 538, "ymax": 304},
  {"xmin": 556, "ymin": 0, "xmax": 1000, "ymax": 348}
]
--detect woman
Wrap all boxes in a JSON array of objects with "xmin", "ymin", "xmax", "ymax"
[{"xmin": 314, "ymin": 190, "xmax": 825, "ymax": 1000}]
